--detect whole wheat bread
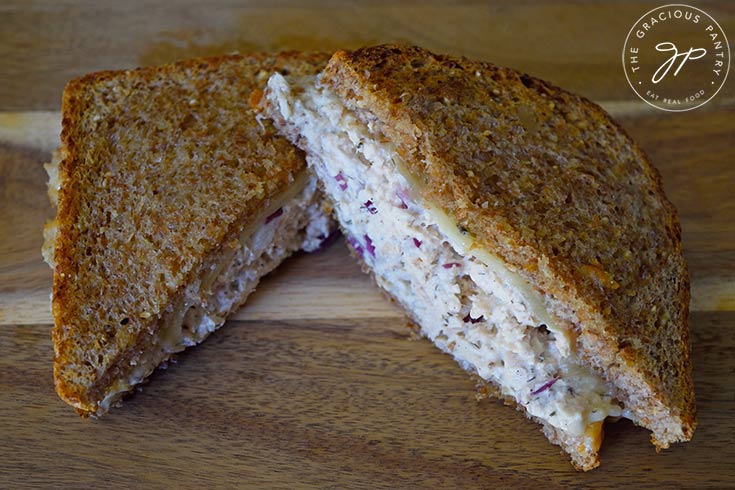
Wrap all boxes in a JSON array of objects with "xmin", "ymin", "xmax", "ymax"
[{"xmin": 43, "ymin": 52, "xmax": 330, "ymax": 416}]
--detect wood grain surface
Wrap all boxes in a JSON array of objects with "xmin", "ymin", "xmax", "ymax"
[{"xmin": 1, "ymin": 1, "xmax": 734, "ymax": 488}]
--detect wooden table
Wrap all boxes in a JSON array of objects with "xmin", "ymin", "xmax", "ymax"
[{"xmin": 1, "ymin": 1, "xmax": 733, "ymax": 488}]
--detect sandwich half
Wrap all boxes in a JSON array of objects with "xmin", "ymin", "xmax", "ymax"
[
  {"xmin": 42, "ymin": 53, "xmax": 333, "ymax": 416},
  {"xmin": 259, "ymin": 44, "xmax": 695, "ymax": 470}
]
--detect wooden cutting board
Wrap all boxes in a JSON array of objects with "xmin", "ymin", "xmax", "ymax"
[{"xmin": 1, "ymin": 1, "xmax": 733, "ymax": 488}]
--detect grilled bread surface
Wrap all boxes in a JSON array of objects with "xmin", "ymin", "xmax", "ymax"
[{"xmin": 48, "ymin": 52, "xmax": 328, "ymax": 414}]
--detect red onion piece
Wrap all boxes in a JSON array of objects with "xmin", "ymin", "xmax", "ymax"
[
  {"xmin": 462, "ymin": 314, "xmax": 485, "ymax": 324},
  {"xmin": 396, "ymin": 187, "xmax": 410, "ymax": 209},
  {"xmin": 531, "ymin": 378, "xmax": 558, "ymax": 396},
  {"xmin": 346, "ymin": 235, "xmax": 363, "ymax": 258},
  {"xmin": 363, "ymin": 200, "xmax": 378, "ymax": 214},
  {"xmin": 334, "ymin": 172, "xmax": 348, "ymax": 191},
  {"xmin": 265, "ymin": 207, "xmax": 283, "ymax": 224},
  {"xmin": 364, "ymin": 234, "xmax": 376, "ymax": 257}
]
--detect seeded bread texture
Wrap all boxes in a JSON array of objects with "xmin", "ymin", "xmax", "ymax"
[
  {"xmin": 317, "ymin": 45, "xmax": 694, "ymax": 448},
  {"xmin": 48, "ymin": 52, "xmax": 328, "ymax": 415}
]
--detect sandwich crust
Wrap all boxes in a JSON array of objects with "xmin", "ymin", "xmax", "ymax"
[
  {"xmin": 319, "ymin": 45, "xmax": 694, "ymax": 448},
  {"xmin": 51, "ymin": 52, "xmax": 328, "ymax": 414}
]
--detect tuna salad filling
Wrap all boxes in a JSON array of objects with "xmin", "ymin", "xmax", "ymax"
[{"xmin": 266, "ymin": 73, "xmax": 625, "ymax": 451}]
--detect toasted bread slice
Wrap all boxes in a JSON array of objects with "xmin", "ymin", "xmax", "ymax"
[
  {"xmin": 43, "ymin": 53, "xmax": 333, "ymax": 416},
  {"xmin": 260, "ymin": 44, "xmax": 695, "ymax": 470}
]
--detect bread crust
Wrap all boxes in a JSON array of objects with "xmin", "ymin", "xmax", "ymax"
[
  {"xmin": 319, "ymin": 45, "xmax": 695, "ymax": 446},
  {"xmin": 52, "ymin": 52, "xmax": 328, "ymax": 414}
]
